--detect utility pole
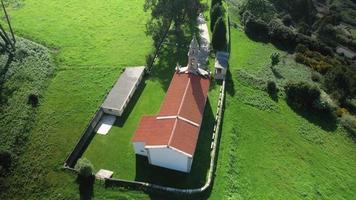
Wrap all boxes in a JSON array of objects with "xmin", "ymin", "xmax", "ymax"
[{"xmin": 0, "ymin": 0, "xmax": 15, "ymax": 51}]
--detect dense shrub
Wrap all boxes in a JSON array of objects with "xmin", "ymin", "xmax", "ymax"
[
  {"xmin": 324, "ymin": 65, "xmax": 355, "ymax": 105},
  {"xmin": 240, "ymin": 0, "xmax": 276, "ymax": 21},
  {"xmin": 284, "ymin": 81, "xmax": 321, "ymax": 110},
  {"xmin": 270, "ymin": 52, "xmax": 280, "ymax": 66},
  {"xmin": 295, "ymin": 48, "xmax": 340, "ymax": 74},
  {"xmin": 244, "ymin": 13, "xmax": 269, "ymax": 41},
  {"xmin": 341, "ymin": 114, "xmax": 356, "ymax": 137},
  {"xmin": 267, "ymin": 81, "xmax": 278, "ymax": 95},
  {"xmin": 269, "ymin": 19, "xmax": 296, "ymax": 49},
  {"xmin": 0, "ymin": 149, "xmax": 12, "ymax": 170},
  {"xmin": 75, "ymin": 158, "xmax": 94, "ymax": 178},
  {"xmin": 311, "ymin": 72, "xmax": 322, "ymax": 82},
  {"xmin": 210, "ymin": 3, "xmax": 224, "ymax": 32},
  {"xmin": 269, "ymin": 0, "xmax": 317, "ymax": 25},
  {"xmin": 212, "ymin": 17, "xmax": 227, "ymax": 51},
  {"xmin": 297, "ymin": 22, "xmax": 312, "ymax": 36},
  {"xmin": 295, "ymin": 44, "xmax": 308, "ymax": 53},
  {"xmin": 28, "ymin": 93, "xmax": 39, "ymax": 107},
  {"xmin": 282, "ymin": 14, "xmax": 293, "ymax": 26},
  {"xmin": 211, "ymin": 0, "xmax": 222, "ymax": 7}
]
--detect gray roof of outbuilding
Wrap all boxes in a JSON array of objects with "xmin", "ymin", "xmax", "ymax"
[{"xmin": 102, "ymin": 66, "xmax": 145, "ymax": 111}]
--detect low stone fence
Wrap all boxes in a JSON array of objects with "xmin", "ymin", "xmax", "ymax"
[{"xmin": 64, "ymin": 107, "xmax": 104, "ymax": 168}]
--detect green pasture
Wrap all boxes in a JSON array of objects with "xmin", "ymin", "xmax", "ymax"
[{"xmin": 209, "ymin": 28, "xmax": 356, "ymax": 200}]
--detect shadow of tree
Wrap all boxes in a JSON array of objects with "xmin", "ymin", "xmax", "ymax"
[
  {"xmin": 286, "ymin": 100, "xmax": 337, "ymax": 132},
  {"xmin": 225, "ymin": 70, "xmax": 235, "ymax": 97},
  {"xmin": 150, "ymin": 29, "xmax": 194, "ymax": 91},
  {"xmin": 76, "ymin": 175, "xmax": 95, "ymax": 200},
  {"xmin": 0, "ymin": 53, "xmax": 13, "ymax": 106}
]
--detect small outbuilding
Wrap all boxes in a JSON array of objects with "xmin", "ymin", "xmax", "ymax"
[
  {"xmin": 101, "ymin": 67, "xmax": 145, "ymax": 116},
  {"xmin": 214, "ymin": 51, "xmax": 229, "ymax": 80}
]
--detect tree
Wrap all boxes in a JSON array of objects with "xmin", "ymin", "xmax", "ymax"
[
  {"xmin": 212, "ymin": 17, "xmax": 227, "ymax": 51},
  {"xmin": 144, "ymin": 0, "xmax": 203, "ymax": 43},
  {"xmin": 210, "ymin": 4, "xmax": 224, "ymax": 32},
  {"xmin": 267, "ymin": 80, "xmax": 278, "ymax": 95},
  {"xmin": 270, "ymin": 52, "xmax": 280, "ymax": 66},
  {"xmin": 75, "ymin": 158, "xmax": 94, "ymax": 178},
  {"xmin": 211, "ymin": 0, "xmax": 222, "ymax": 7},
  {"xmin": 240, "ymin": 0, "xmax": 275, "ymax": 21}
]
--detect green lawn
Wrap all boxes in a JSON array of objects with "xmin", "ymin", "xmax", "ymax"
[
  {"xmin": 9, "ymin": 0, "xmax": 151, "ymax": 67},
  {"xmin": 209, "ymin": 29, "xmax": 356, "ymax": 200}
]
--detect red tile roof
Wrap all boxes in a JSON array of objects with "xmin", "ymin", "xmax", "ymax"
[{"xmin": 132, "ymin": 72, "xmax": 210, "ymax": 156}]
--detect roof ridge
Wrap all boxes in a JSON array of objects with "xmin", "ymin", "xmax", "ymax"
[
  {"xmin": 168, "ymin": 77, "xmax": 191, "ymax": 147},
  {"xmin": 167, "ymin": 118, "xmax": 178, "ymax": 146}
]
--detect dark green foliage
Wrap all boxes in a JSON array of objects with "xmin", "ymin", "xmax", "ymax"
[
  {"xmin": 295, "ymin": 44, "xmax": 308, "ymax": 53},
  {"xmin": 311, "ymin": 72, "xmax": 322, "ymax": 82},
  {"xmin": 144, "ymin": 0, "xmax": 203, "ymax": 48},
  {"xmin": 282, "ymin": 14, "xmax": 293, "ymax": 26},
  {"xmin": 210, "ymin": 3, "xmax": 224, "ymax": 32},
  {"xmin": 270, "ymin": 0, "xmax": 316, "ymax": 25},
  {"xmin": 285, "ymin": 81, "xmax": 321, "ymax": 110},
  {"xmin": 75, "ymin": 158, "xmax": 94, "ymax": 178},
  {"xmin": 240, "ymin": 0, "xmax": 275, "ymax": 21},
  {"xmin": 297, "ymin": 22, "xmax": 312, "ymax": 36},
  {"xmin": 212, "ymin": 17, "xmax": 227, "ymax": 51},
  {"xmin": 270, "ymin": 52, "xmax": 280, "ymax": 66},
  {"xmin": 295, "ymin": 47, "xmax": 339, "ymax": 74},
  {"xmin": 27, "ymin": 93, "xmax": 39, "ymax": 107},
  {"xmin": 324, "ymin": 65, "xmax": 355, "ymax": 106},
  {"xmin": 0, "ymin": 149, "xmax": 12, "ymax": 169},
  {"xmin": 269, "ymin": 20, "xmax": 296, "ymax": 49},
  {"xmin": 341, "ymin": 115, "xmax": 356, "ymax": 137},
  {"xmin": 243, "ymin": 11, "xmax": 269, "ymax": 41},
  {"xmin": 211, "ymin": 0, "xmax": 222, "ymax": 7},
  {"xmin": 267, "ymin": 80, "xmax": 278, "ymax": 96}
]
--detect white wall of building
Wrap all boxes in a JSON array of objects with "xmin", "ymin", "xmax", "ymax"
[
  {"xmin": 133, "ymin": 142, "xmax": 147, "ymax": 156},
  {"xmin": 147, "ymin": 147, "xmax": 191, "ymax": 173}
]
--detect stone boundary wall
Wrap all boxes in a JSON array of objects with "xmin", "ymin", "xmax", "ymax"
[{"xmin": 64, "ymin": 107, "xmax": 104, "ymax": 168}]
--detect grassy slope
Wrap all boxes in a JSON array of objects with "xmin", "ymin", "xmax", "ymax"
[
  {"xmin": 1, "ymin": 0, "xmax": 154, "ymax": 199},
  {"xmin": 10, "ymin": 0, "xmax": 151, "ymax": 67},
  {"xmin": 209, "ymin": 29, "xmax": 356, "ymax": 200}
]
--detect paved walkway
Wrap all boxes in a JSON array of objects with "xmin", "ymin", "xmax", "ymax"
[{"xmin": 197, "ymin": 13, "xmax": 210, "ymax": 69}]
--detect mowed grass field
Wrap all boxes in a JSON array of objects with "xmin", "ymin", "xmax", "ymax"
[
  {"xmin": 209, "ymin": 29, "xmax": 356, "ymax": 200},
  {"xmin": 10, "ymin": 0, "xmax": 151, "ymax": 67}
]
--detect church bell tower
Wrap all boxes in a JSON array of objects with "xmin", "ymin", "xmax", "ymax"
[{"xmin": 187, "ymin": 36, "xmax": 199, "ymax": 72}]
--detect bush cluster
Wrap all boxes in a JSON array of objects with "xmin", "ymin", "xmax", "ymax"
[
  {"xmin": 267, "ymin": 80, "xmax": 278, "ymax": 96},
  {"xmin": 241, "ymin": 11, "xmax": 333, "ymax": 55},
  {"xmin": 295, "ymin": 44, "xmax": 341, "ymax": 74},
  {"xmin": 341, "ymin": 114, "xmax": 356, "ymax": 137},
  {"xmin": 75, "ymin": 158, "xmax": 94, "ymax": 178},
  {"xmin": 324, "ymin": 65, "xmax": 355, "ymax": 108},
  {"xmin": 284, "ymin": 81, "xmax": 331, "ymax": 113}
]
